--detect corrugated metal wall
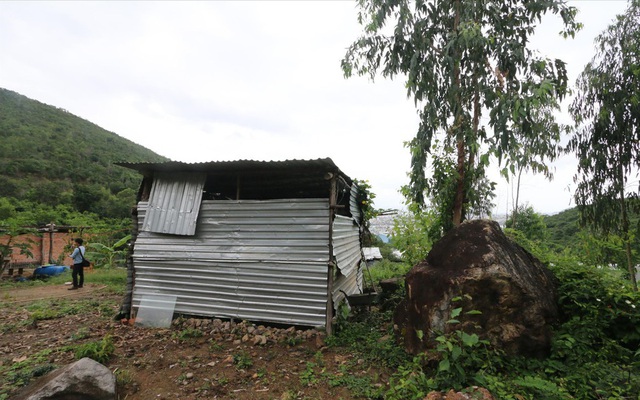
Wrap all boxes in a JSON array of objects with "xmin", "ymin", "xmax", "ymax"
[
  {"xmin": 332, "ymin": 215, "xmax": 364, "ymax": 307},
  {"xmin": 143, "ymin": 172, "xmax": 206, "ymax": 236},
  {"xmin": 132, "ymin": 198, "xmax": 334, "ymax": 327},
  {"xmin": 349, "ymin": 183, "xmax": 362, "ymax": 224}
]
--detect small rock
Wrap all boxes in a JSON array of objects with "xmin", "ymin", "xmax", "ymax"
[{"xmin": 253, "ymin": 335, "xmax": 267, "ymax": 346}]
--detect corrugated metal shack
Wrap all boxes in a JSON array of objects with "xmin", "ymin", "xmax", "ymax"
[{"xmin": 117, "ymin": 158, "xmax": 366, "ymax": 332}]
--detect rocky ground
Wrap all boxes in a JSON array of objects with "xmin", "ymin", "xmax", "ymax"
[
  {"xmin": 1, "ymin": 283, "xmax": 494, "ymax": 400},
  {"xmin": 0, "ymin": 284, "xmax": 391, "ymax": 399}
]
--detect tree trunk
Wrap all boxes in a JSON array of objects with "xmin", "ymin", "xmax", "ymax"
[
  {"xmin": 512, "ymin": 165, "xmax": 524, "ymax": 229},
  {"xmin": 452, "ymin": 0, "xmax": 464, "ymax": 226},
  {"xmin": 453, "ymin": 137, "xmax": 465, "ymax": 226},
  {"xmin": 618, "ymin": 164, "xmax": 638, "ymax": 291}
]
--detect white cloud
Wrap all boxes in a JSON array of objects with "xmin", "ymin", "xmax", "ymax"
[{"xmin": 0, "ymin": 0, "xmax": 630, "ymax": 214}]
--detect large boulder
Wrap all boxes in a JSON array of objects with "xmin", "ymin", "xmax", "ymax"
[
  {"xmin": 13, "ymin": 357, "xmax": 116, "ymax": 400},
  {"xmin": 394, "ymin": 219, "xmax": 558, "ymax": 357}
]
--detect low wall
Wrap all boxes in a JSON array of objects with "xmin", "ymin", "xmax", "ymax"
[{"xmin": 1, "ymin": 232, "xmax": 76, "ymax": 267}]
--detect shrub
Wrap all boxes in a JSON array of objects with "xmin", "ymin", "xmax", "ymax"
[
  {"xmin": 391, "ymin": 210, "xmax": 438, "ymax": 265},
  {"xmin": 367, "ymin": 259, "xmax": 412, "ymax": 283}
]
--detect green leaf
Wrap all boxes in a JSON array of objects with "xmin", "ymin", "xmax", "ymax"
[
  {"xmin": 446, "ymin": 341, "xmax": 453, "ymax": 352},
  {"xmin": 451, "ymin": 345, "xmax": 462, "ymax": 360},
  {"xmin": 438, "ymin": 358, "xmax": 450, "ymax": 372},
  {"xmin": 461, "ymin": 332, "xmax": 479, "ymax": 347}
]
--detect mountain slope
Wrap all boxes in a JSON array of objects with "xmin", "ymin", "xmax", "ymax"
[{"xmin": 0, "ymin": 88, "xmax": 169, "ymax": 217}]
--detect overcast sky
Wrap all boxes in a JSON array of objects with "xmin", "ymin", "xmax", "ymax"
[{"xmin": 0, "ymin": 1, "xmax": 630, "ymax": 215}]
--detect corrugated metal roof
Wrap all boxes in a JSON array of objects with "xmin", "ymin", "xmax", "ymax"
[
  {"xmin": 116, "ymin": 158, "xmax": 352, "ymax": 184},
  {"xmin": 363, "ymin": 247, "xmax": 383, "ymax": 260}
]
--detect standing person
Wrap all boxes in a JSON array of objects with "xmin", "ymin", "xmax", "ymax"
[{"xmin": 68, "ymin": 238, "xmax": 86, "ymax": 290}]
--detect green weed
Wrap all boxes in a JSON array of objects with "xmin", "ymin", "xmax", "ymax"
[
  {"xmin": 70, "ymin": 327, "xmax": 90, "ymax": 340},
  {"xmin": 74, "ymin": 334, "xmax": 115, "ymax": 364},
  {"xmin": 300, "ymin": 362, "xmax": 318, "ymax": 386},
  {"xmin": 208, "ymin": 339, "xmax": 224, "ymax": 352},
  {"xmin": 325, "ymin": 364, "xmax": 381, "ymax": 398},
  {"xmin": 233, "ymin": 351, "xmax": 253, "ymax": 370},
  {"xmin": 0, "ymin": 349, "xmax": 57, "ymax": 395},
  {"xmin": 172, "ymin": 327, "xmax": 203, "ymax": 341},
  {"xmin": 115, "ymin": 368, "xmax": 133, "ymax": 386}
]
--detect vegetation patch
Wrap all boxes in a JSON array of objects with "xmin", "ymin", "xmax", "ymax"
[{"xmin": 74, "ymin": 335, "xmax": 115, "ymax": 364}]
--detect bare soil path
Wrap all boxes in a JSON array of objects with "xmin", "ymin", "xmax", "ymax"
[{"xmin": 1, "ymin": 283, "xmax": 106, "ymax": 304}]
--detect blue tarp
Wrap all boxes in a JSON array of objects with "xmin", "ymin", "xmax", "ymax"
[{"xmin": 33, "ymin": 265, "xmax": 70, "ymax": 277}]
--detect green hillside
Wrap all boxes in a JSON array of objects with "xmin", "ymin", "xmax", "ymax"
[
  {"xmin": 543, "ymin": 207, "xmax": 581, "ymax": 251},
  {"xmin": 544, "ymin": 206, "xmax": 640, "ymax": 266},
  {"xmin": 0, "ymin": 88, "xmax": 168, "ymax": 219}
]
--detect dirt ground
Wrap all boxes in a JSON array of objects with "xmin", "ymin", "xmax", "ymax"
[
  {"xmin": 1, "ymin": 282, "xmax": 106, "ymax": 303},
  {"xmin": 0, "ymin": 283, "xmax": 391, "ymax": 400}
]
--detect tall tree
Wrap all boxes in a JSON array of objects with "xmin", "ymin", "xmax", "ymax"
[
  {"xmin": 568, "ymin": 0, "xmax": 640, "ymax": 290},
  {"xmin": 342, "ymin": 0, "xmax": 579, "ymax": 228},
  {"xmin": 508, "ymin": 103, "xmax": 566, "ymax": 228}
]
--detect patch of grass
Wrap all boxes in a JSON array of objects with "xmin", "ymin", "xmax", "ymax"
[
  {"xmin": 232, "ymin": 351, "xmax": 253, "ymax": 370},
  {"xmin": 0, "ymin": 320, "xmax": 18, "ymax": 334},
  {"xmin": 115, "ymin": 368, "xmax": 133, "ymax": 386},
  {"xmin": 213, "ymin": 374, "xmax": 229, "ymax": 386},
  {"xmin": 88, "ymin": 267, "xmax": 127, "ymax": 293},
  {"xmin": 0, "ymin": 349, "xmax": 57, "ymax": 396},
  {"xmin": 283, "ymin": 336, "xmax": 302, "ymax": 347},
  {"xmin": 24, "ymin": 297, "xmax": 116, "ymax": 326},
  {"xmin": 327, "ymin": 309, "xmax": 409, "ymax": 369},
  {"xmin": 325, "ymin": 364, "xmax": 382, "ymax": 398},
  {"xmin": 70, "ymin": 327, "xmax": 90, "ymax": 340},
  {"xmin": 172, "ymin": 327, "xmax": 203, "ymax": 341},
  {"xmin": 0, "ymin": 267, "xmax": 127, "ymax": 293},
  {"xmin": 300, "ymin": 362, "xmax": 318, "ymax": 386},
  {"xmin": 74, "ymin": 334, "xmax": 115, "ymax": 364}
]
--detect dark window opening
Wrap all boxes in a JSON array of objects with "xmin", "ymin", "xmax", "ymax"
[{"xmin": 201, "ymin": 171, "xmax": 354, "ymax": 218}]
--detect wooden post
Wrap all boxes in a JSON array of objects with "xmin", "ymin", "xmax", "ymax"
[
  {"xmin": 39, "ymin": 233, "xmax": 45, "ymax": 266},
  {"xmin": 48, "ymin": 222, "xmax": 55, "ymax": 264}
]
